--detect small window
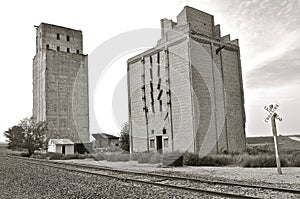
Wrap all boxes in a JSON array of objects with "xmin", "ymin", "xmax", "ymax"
[
  {"xmin": 149, "ymin": 56, "xmax": 153, "ymax": 65},
  {"xmin": 67, "ymin": 35, "xmax": 70, "ymax": 41},
  {"xmin": 159, "ymin": 100, "xmax": 162, "ymax": 112},
  {"xmin": 150, "ymin": 91, "xmax": 154, "ymax": 102},
  {"xmin": 46, "ymin": 44, "xmax": 49, "ymax": 50},
  {"xmin": 157, "ymin": 64, "xmax": 160, "ymax": 77},
  {"xmin": 150, "ymin": 139, "xmax": 155, "ymax": 148},
  {"xmin": 57, "ymin": 33, "xmax": 60, "ymax": 40},
  {"xmin": 151, "ymin": 130, "xmax": 154, "ymax": 134},
  {"xmin": 164, "ymin": 138, "xmax": 168, "ymax": 147},
  {"xmin": 76, "ymin": 49, "xmax": 79, "ymax": 54},
  {"xmin": 57, "ymin": 46, "xmax": 60, "ymax": 51},
  {"xmin": 163, "ymin": 128, "xmax": 167, "ymax": 134},
  {"xmin": 67, "ymin": 48, "xmax": 70, "ymax": 53},
  {"xmin": 157, "ymin": 90, "xmax": 163, "ymax": 100},
  {"xmin": 157, "ymin": 78, "xmax": 161, "ymax": 90},
  {"xmin": 157, "ymin": 52, "xmax": 160, "ymax": 64},
  {"xmin": 151, "ymin": 102, "xmax": 155, "ymax": 113}
]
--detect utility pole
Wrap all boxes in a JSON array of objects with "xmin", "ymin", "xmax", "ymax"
[{"xmin": 264, "ymin": 104, "xmax": 282, "ymax": 175}]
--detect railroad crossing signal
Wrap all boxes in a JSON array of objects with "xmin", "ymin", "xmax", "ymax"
[{"xmin": 264, "ymin": 104, "xmax": 282, "ymax": 174}]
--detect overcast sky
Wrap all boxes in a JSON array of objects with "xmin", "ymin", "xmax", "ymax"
[{"xmin": 0, "ymin": 0, "xmax": 299, "ymax": 142}]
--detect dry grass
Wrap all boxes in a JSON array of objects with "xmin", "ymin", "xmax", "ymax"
[{"xmin": 183, "ymin": 152, "xmax": 300, "ymax": 167}]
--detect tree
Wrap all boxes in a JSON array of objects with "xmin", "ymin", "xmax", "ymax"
[
  {"xmin": 4, "ymin": 117, "xmax": 47, "ymax": 156},
  {"xmin": 119, "ymin": 122, "xmax": 129, "ymax": 152},
  {"xmin": 4, "ymin": 125, "xmax": 24, "ymax": 150},
  {"xmin": 19, "ymin": 117, "xmax": 47, "ymax": 155}
]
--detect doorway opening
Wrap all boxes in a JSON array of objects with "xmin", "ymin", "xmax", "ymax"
[
  {"xmin": 156, "ymin": 136, "xmax": 163, "ymax": 154},
  {"xmin": 62, "ymin": 145, "xmax": 65, "ymax": 154}
]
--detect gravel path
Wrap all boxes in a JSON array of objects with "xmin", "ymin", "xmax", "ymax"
[{"xmin": 0, "ymin": 155, "xmax": 222, "ymax": 199}]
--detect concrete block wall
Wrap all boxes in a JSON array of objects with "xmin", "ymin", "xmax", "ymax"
[
  {"xmin": 168, "ymin": 41, "xmax": 195, "ymax": 153},
  {"xmin": 38, "ymin": 23, "xmax": 83, "ymax": 54},
  {"xmin": 33, "ymin": 23, "xmax": 89, "ymax": 144},
  {"xmin": 128, "ymin": 6, "xmax": 246, "ymax": 155},
  {"xmin": 221, "ymin": 49, "xmax": 246, "ymax": 152},
  {"xmin": 128, "ymin": 61, "xmax": 148, "ymax": 152},
  {"xmin": 177, "ymin": 6, "xmax": 214, "ymax": 38}
]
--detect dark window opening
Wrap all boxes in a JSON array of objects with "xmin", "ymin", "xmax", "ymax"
[
  {"xmin": 143, "ymin": 106, "xmax": 148, "ymax": 112},
  {"xmin": 150, "ymin": 92, "xmax": 154, "ymax": 102},
  {"xmin": 164, "ymin": 112, "xmax": 169, "ymax": 121},
  {"xmin": 151, "ymin": 102, "xmax": 155, "ymax": 113},
  {"xmin": 150, "ymin": 68, "xmax": 153, "ymax": 79},
  {"xmin": 156, "ymin": 136, "xmax": 162, "ymax": 153},
  {"xmin": 76, "ymin": 49, "xmax": 79, "ymax": 54},
  {"xmin": 163, "ymin": 128, "xmax": 167, "ymax": 134},
  {"xmin": 46, "ymin": 44, "xmax": 49, "ymax": 50},
  {"xmin": 149, "ymin": 56, "xmax": 153, "ymax": 65},
  {"xmin": 157, "ymin": 78, "xmax": 161, "ymax": 90},
  {"xmin": 57, "ymin": 33, "xmax": 60, "ymax": 40},
  {"xmin": 57, "ymin": 46, "xmax": 60, "ymax": 51},
  {"xmin": 67, "ymin": 48, "xmax": 70, "ymax": 53},
  {"xmin": 159, "ymin": 100, "xmax": 162, "ymax": 112},
  {"xmin": 62, "ymin": 145, "xmax": 65, "ymax": 154},
  {"xmin": 157, "ymin": 90, "xmax": 163, "ymax": 100},
  {"xmin": 150, "ymin": 81, "xmax": 153, "ymax": 92},
  {"xmin": 157, "ymin": 64, "xmax": 160, "ymax": 77},
  {"xmin": 157, "ymin": 52, "xmax": 160, "ymax": 64},
  {"xmin": 67, "ymin": 35, "xmax": 70, "ymax": 41}
]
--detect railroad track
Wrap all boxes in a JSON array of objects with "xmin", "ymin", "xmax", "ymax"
[{"xmin": 5, "ymin": 155, "xmax": 300, "ymax": 199}]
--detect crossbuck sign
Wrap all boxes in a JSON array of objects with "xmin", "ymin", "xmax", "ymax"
[{"xmin": 264, "ymin": 104, "xmax": 280, "ymax": 123}]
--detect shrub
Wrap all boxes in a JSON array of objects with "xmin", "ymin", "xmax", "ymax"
[
  {"xmin": 199, "ymin": 155, "xmax": 235, "ymax": 166},
  {"xmin": 245, "ymin": 144, "xmax": 273, "ymax": 155},
  {"xmin": 183, "ymin": 152, "xmax": 199, "ymax": 166},
  {"xmin": 106, "ymin": 153, "xmax": 130, "ymax": 162},
  {"xmin": 61, "ymin": 154, "xmax": 78, "ymax": 160},
  {"xmin": 92, "ymin": 152, "xmax": 106, "ymax": 161},
  {"xmin": 20, "ymin": 152, "xmax": 31, "ymax": 157},
  {"xmin": 184, "ymin": 153, "xmax": 235, "ymax": 166},
  {"xmin": 48, "ymin": 152, "xmax": 63, "ymax": 160},
  {"xmin": 130, "ymin": 152, "xmax": 162, "ymax": 164},
  {"xmin": 238, "ymin": 154, "xmax": 289, "ymax": 167},
  {"xmin": 31, "ymin": 153, "xmax": 48, "ymax": 159},
  {"xmin": 291, "ymin": 151, "xmax": 300, "ymax": 166},
  {"xmin": 78, "ymin": 154, "xmax": 92, "ymax": 159}
]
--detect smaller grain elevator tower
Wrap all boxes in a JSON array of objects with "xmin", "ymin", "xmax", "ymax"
[{"xmin": 33, "ymin": 23, "xmax": 90, "ymax": 152}]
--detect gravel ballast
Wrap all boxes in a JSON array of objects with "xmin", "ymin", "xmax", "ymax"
[{"xmin": 0, "ymin": 156, "xmax": 222, "ymax": 199}]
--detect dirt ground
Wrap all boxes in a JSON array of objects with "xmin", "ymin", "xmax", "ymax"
[{"xmin": 56, "ymin": 159, "xmax": 300, "ymax": 185}]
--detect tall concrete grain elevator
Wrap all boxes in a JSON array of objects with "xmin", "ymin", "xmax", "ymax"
[{"xmin": 127, "ymin": 6, "xmax": 246, "ymax": 156}]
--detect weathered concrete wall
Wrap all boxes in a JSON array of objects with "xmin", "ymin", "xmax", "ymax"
[
  {"xmin": 33, "ymin": 23, "xmax": 89, "ymax": 144},
  {"xmin": 128, "ymin": 6, "xmax": 246, "ymax": 155},
  {"xmin": 128, "ymin": 60, "xmax": 148, "ymax": 152}
]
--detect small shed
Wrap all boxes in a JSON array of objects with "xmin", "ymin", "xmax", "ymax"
[
  {"xmin": 92, "ymin": 133, "xmax": 120, "ymax": 148},
  {"xmin": 48, "ymin": 139, "xmax": 74, "ymax": 155}
]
